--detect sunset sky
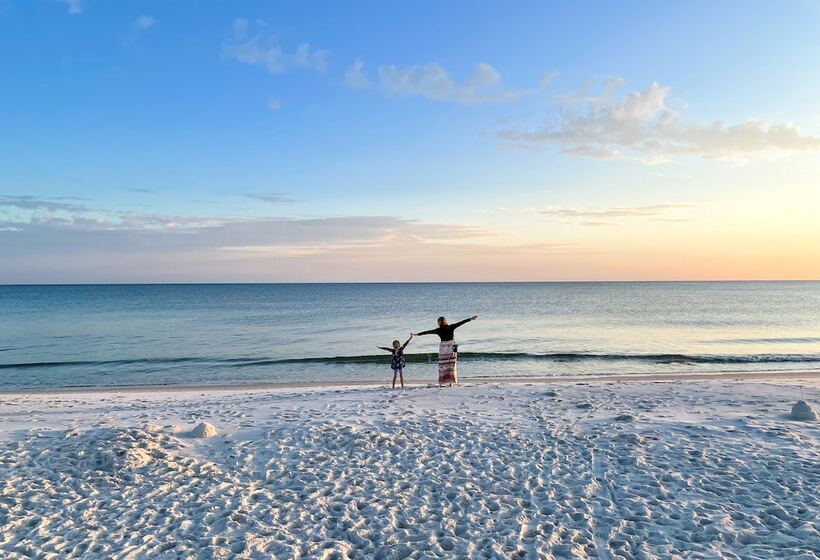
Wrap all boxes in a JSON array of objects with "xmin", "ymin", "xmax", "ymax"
[{"xmin": 2, "ymin": 0, "xmax": 819, "ymax": 283}]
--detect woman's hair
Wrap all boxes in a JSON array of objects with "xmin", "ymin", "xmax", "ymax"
[{"xmin": 437, "ymin": 316, "xmax": 447, "ymax": 325}]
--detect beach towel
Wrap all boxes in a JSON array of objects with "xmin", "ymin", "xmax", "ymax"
[{"xmin": 438, "ymin": 340, "xmax": 458, "ymax": 385}]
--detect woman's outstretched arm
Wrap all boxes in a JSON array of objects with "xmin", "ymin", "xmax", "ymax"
[
  {"xmin": 414, "ymin": 328, "xmax": 438, "ymax": 336},
  {"xmin": 451, "ymin": 315, "xmax": 479, "ymax": 330}
]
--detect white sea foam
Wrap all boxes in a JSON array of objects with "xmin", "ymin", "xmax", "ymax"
[{"xmin": 1, "ymin": 378, "xmax": 818, "ymax": 558}]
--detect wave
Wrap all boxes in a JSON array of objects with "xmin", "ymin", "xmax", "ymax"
[{"xmin": 4, "ymin": 351, "xmax": 820, "ymax": 370}]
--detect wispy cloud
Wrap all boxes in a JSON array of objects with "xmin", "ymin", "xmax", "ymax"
[
  {"xmin": 0, "ymin": 194, "xmax": 577, "ymax": 282},
  {"xmin": 120, "ymin": 14, "xmax": 156, "ymax": 45},
  {"xmin": 58, "ymin": 0, "xmax": 81, "ymax": 15},
  {"xmin": 344, "ymin": 60, "xmax": 530, "ymax": 105},
  {"xmin": 215, "ymin": 219, "xmax": 493, "ymax": 257},
  {"xmin": 0, "ymin": 194, "xmax": 91, "ymax": 213},
  {"xmin": 244, "ymin": 192, "xmax": 295, "ymax": 204},
  {"xmin": 344, "ymin": 59, "xmax": 369, "ymax": 89},
  {"xmin": 578, "ymin": 221, "xmax": 616, "ymax": 227},
  {"xmin": 536, "ymin": 203, "xmax": 695, "ymax": 219},
  {"xmin": 499, "ymin": 203, "xmax": 695, "ymax": 225},
  {"xmin": 0, "ymin": 194, "xmax": 489, "ymax": 243},
  {"xmin": 538, "ymin": 71, "xmax": 559, "ymax": 89},
  {"xmin": 0, "ymin": 194, "xmax": 220, "ymax": 231},
  {"xmin": 266, "ymin": 98, "xmax": 282, "ymax": 111},
  {"xmin": 133, "ymin": 15, "xmax": 155, "ymax": 30},
  {"xmin": 557, "ymin": 76, "xmax": 625, "ymax": 106},
  {"xmin": 223, "ymin": 18, "xmax": 328, "ymax": 75},
  {"xmin": 497, "ymin": 78, "xmax": 820, "ymax": 163}
]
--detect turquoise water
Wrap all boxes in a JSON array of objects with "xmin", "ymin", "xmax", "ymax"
[{"xmin": 1, "ymin": 282, "xmax": 819, "ymax": 390}]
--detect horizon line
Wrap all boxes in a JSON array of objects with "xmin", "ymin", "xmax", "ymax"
[{"xmin": 2, "ymin": 279, "xmax": 819, "ymax": 287}]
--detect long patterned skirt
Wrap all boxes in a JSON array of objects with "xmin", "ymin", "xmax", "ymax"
[{"xmin": 438, "ymin": 341, "xmax": 458, "ymax": 385}]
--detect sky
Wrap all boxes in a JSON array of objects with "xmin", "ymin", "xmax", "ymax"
[{"xmin": 1, "ymin": 0, "xmax": 819, "ymax": 283}]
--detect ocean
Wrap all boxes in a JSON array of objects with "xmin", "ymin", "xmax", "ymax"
[{"xmin": 1, "ymin": 282, "xmax": 819, "ymax": 390}]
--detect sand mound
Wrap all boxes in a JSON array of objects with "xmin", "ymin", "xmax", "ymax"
[
  {"xmin": 790, "ymin": 400, "xmax": 817, "ymax": 421},
  {"xmin": 190, "ymin": 422, "xmax": 218, "ymax": 438},
  {"xmin": 92, "ymin": 446, "xmax": 152, "ymax": 471},
  {"xmin": 80, "ymin": 429, "xmax": 172, "ymax": 472}
]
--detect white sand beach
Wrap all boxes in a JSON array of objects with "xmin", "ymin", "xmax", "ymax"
[{"xmin": 1, "ymin": 375, "xmax": 818, "ymax": 559}]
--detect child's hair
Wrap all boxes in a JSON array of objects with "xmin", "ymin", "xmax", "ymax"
[{"xmin": 392, "ymin": 339, "xmax": 401, "ymax": 347}]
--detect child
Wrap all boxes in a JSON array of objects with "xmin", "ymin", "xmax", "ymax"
[{"xmin": 377, "ymin": 334, "xmax": 413, "ymax": 389}]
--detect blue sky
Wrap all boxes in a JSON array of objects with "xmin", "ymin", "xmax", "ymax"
[{"xmin": 2, "ymin": 1, "xmax": 820, "ymax": 282}]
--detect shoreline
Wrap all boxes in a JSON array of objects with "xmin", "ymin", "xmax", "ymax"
[{"xmin": 2, "ymin": 368, "xmax": 818, "ymax": 396}]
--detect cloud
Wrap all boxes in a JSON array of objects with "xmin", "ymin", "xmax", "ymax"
[
  {"xmin": 134, "ymin": 15, "xmax": 156, "ymax": 30},
  {"xmin": 578, "ymin": 221, "xmax": 616, "ymax": 227},
  {"xmin": 0, "ymin": 195, "xmax": 218, "ymax": 231},
  {"xmin": 558, "ymin": 76, "xmax": 625, "ymax": 107},
  {"xmin": 223, "ymin": 18, "xmax": 328, "ymax": 75},
  {"xmin": 0, "ymin": 194, "xmax": 91, "ymax": 213},
  {"xmin": 59, "ymin": 0, "xmax": 81, "ymax": 15},
  {"xmin": 244, "ymin": 192, "xmax": 294, "ymax": 204},
  {"xmin": 344, "ymin": 59, "xmax": 369, "ymax": 89},
  {"xmin": 344, "ymin": 60, "xmax": 530, "ymax": 105},
  {"xmin": 0, "ymin": 221, "xmax": 568, "ymax": 283},
  {"xmin": 121, "ymin": 14, "xmax": 156, "ymax": 45},
  {"xmin": 539, "ymin": 71, "xmax": 559, "ymax": 88},
  {"xmin": 499, "ymin": 203, "xmax": 694, "ymax": 225},
  {"xmin": 537, "ymin": 203, "xmax": 695, "ymax": 219},
  {"xmin": 498, "ymin": 78, "xmax": 820, "ymax": 163},
  {"xmin": 129, "ymin": 188, "xmax": 155, "ymax": 194},
  {"xmin": 0, "ymin": 194, "xmax": 490, "ymax": 243},
  {"xmin": 0, "ymin": 203, "xmax": 506, "ymax": 282},
  {"xmin": 215, "ymin": 219, "xmax": 493, "ymax": 257},
  {"xmin": 266, "ymin": 98, "xmax": 282, "ymax": 111},
  {"xmin": 0, "ymin": 194, "xmax": 578, "ymax": 282}
]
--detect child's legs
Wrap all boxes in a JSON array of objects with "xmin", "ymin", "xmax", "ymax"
[
  {"xmin": 398, "ymin": 368, "xmax": 404, "ymax": 388},
  {"xmin": 392, "ymin": 369, "xmax": 398, "ymax": 388}
]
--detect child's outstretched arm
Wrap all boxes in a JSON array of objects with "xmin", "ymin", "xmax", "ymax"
[
  {"xmin": 400, "ymin": 334, "xmax": 413, "ymax": 351},
  {"xmin": 376, "ymin": 346, "xmax": 393, "ymax": 352}
]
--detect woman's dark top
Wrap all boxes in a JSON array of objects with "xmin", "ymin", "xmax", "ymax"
[{"xmin": 417, "ymin": 318, "xmax": 472, "ymax": 341}]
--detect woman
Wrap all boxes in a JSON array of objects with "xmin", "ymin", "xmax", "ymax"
[{"xmin": 414, "ymin": 315, "xmax": 478, "ymax": 386}]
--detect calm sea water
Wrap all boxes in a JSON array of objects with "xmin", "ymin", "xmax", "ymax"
[{"xmin": 1, "ymin": 282, "xmax": 819, "ymax": 390}]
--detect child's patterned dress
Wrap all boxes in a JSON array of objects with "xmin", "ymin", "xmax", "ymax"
[{"xmin": 390, "ymin": 349, "xmax": 406, "ymax": 371}]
